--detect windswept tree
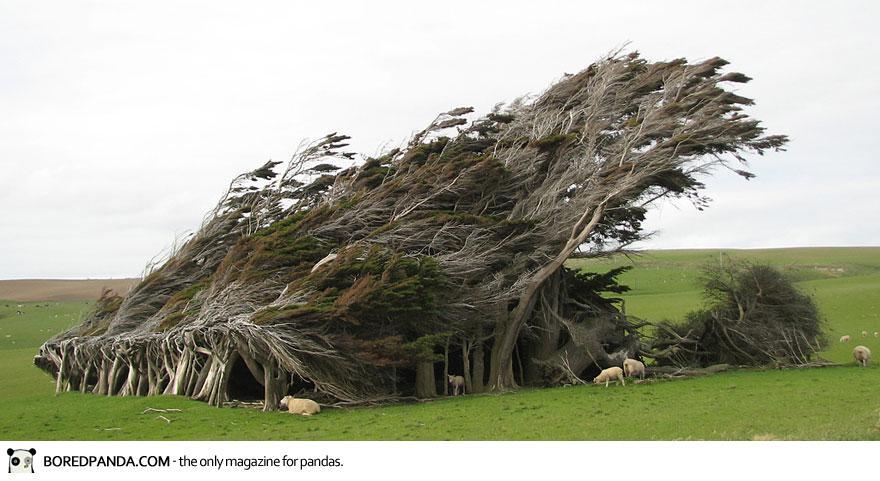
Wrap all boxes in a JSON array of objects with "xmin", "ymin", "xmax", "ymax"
[{"xmin": 37, "ymin": 51, "xmax": 787, "ymax": 407}]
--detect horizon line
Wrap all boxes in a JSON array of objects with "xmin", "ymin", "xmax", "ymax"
[{"xmin": 3, "ymin": 245, "xmax": 879, "ymax": 281}]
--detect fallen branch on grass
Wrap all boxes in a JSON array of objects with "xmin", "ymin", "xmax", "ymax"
[
  {"xmin": 142, "ymin": 407, "xmax": 182, "ymax": 414},
  {"xmin": 646, "ymin": 364, "xmax": 731, "ymax": 378}
]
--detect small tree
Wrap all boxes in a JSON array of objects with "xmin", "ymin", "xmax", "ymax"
[{"xmin": 651, "ymin": 259, "xmax": 826, "ymax": 367}]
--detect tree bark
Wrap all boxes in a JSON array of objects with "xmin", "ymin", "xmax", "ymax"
[
  {"xmin": 471, "ymin": 342, "xmax": 485, "ymax": 393},
  {"xmin": 490, "ymin": 204, "xmax": 606, "ymax": 391},
  {"xmin": 55, "ymin": 343, "xmax": 71, "ymax": 394},
  {"xmin": 415, "ymin": 361, "xmax": 437, "ymax": 398},
  {"xmin": 188, "ymin": 354, "xmax": 209, "ymax": 397},
  {"xmin": 488, "ymin": 317, "xmax": 517, "ymax": 391},
  {"xmin": 95, "ymin": 356, "xmax": 110, "ymax": 395},
  {"xmin": 442, "ymin": 338, "xmax": 450, "ymax": 396},
  {"xmin": 462, "ymin": 339, "xmax": 472, "ymax": 394},
  {"xmin": 107, "ymin": 354, "xmax": 122, "ymax": 396},
  {"xmin": 171, "ymin": 349, "xmax": 192, "ymax": 396},
  {"xmin": 527, "ymin": 274, "xmax": 562, "ymax": 383},
  {"xmin": 262, "ymin": 361, "xmax": 288, "ymax": 412},
  {"xmin": 209, "ymin": 350, "xmax": 238, "ymax": 406},
  {"xmin": 81, "ymin": 364, "xmax": 92, "ymax": 393},
  {"xmin": 514, "ymin": 342, "xmax": 525, "ymax": 387}
]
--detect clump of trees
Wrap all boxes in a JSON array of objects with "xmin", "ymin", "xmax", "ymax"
[
  {"xmin": 650, "ymin": 259, "xmax": 826, "ymax": 367},
  {"xmin": 35, "ymin": 51, "xmax": 787, "ymax": 408}
]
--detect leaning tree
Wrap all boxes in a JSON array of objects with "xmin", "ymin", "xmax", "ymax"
[{"xmin": 36, "ymin": 51, "xmax": 787, "ymax": 408}]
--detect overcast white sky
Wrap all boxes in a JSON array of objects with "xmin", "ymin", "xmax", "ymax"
[{"xmin": 1, "ymin": 1, "xmax": 878, "ymax": 279}]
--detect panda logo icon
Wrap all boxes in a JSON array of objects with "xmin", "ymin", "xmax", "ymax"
[{"xmin": 7, "ymin": 448, "xmax": 36, "ymax": 474}]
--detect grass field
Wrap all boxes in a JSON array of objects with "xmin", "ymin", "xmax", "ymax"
[
  {"xmin": 2, "ymin": 247, "xmax": 879, "ymax": 440},
  {"xmin": 0, "ymin": 278, "xmax": 138, "ymax": 302}
]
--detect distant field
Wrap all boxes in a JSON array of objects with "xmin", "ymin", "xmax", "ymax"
[
  {"xmin": 1, "ymin": 247, "xmax": 878, "ymax": 440},
  {"xmin": 0, "ymin": 278, "xmax": 139, "ymax": 302}
]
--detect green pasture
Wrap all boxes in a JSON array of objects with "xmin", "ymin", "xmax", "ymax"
[{"xmin": 1, "ymin": 247, "xmax": 878, "ymax": 440}]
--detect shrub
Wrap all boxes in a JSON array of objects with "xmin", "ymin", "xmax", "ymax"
[{"xmin": 653, "ymin": 259, "xmax": 826, "ymax": 367}]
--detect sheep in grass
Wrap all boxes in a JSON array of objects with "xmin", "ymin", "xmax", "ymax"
[
  {"xmin": 623, "ymin": 358, "xmax": 646, "ymax": 380},
  {"xmin": 279, "ymin": 396, "xmax": 321, "ymax": 416},
  {"xmin": 862, "ymin": 331, "xmax": 868, "ymax": 337},
  {"xmin": 593, "ymin": 366, "xmax": 625, "ymax": 387},
  {"xmin": 447, "ymin": 375, "xmax": 465, "ymax": 396},
  {"xmin": 839, "ymin": 335, "xmax": 851, "ymax": 343},
  {"xmin": 874, "ymin": 332, "xmax": 879, "ymax": 338},
  {"xmin": 853, "ymin": 346, "xmax": 871, "ymax": 367}
]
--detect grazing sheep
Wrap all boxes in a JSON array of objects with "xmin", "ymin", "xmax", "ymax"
[
  {"xmin": 447, "ymin": 375, "xmax": 465, "ymax": 396},
  {"xmin": 862, "ymin": 331, "xmax": 868, "ymax": 337},
  {"xmin": 839, "ymin": 335, "xmax": 851, "ymax": 343},
  {"xmin": 853, "ymin": 346, "xmax": 871, "ymax": 367},
  {"xmin": 279, "ymin": 396, "xmax": 321, "ymax": 416},
  {"xmin": 623, "ymin": 358, "xmax": 646, "ymax": 379},
  {"xmin": 593, "ymin": 366, "xmax": 625, "ymax": 387},
  {"xmin": 874, "ymin": 332, "xmax": 878, "ymax": 338}
]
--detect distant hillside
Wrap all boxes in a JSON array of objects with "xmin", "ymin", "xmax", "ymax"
[
  {"xmin": 0, "ymin": 278, "xmax": 140, "ymax": 302},
  {"xmin": 570, "ymin": 246, "xmax": 880, "ymax": 291}
]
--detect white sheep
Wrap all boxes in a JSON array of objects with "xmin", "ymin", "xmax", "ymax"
[
  {"xmin": 853, "ymin": 345, "xmax": 871, "ymax": 367},
  {"xmin": 593, "ymin": 366, "xmax": 625, "ymax": 387},
  {"xmin": 279, "ymin": 396, "xmax": 321, "ymax": 416},
  {"xmin": 861, "ymin": 330, "xmax": 868, "ymax": 337},
  {"xmin": 623, "ymin": 358, "xmax": 645, "ymax": 379},
  {"xmin": 839, "ymin": 335, "xmax": 851, "ymax": 343},
  {"xmin": 874, "ymin": 332, "xmax": 879, "ymax": 338},
  {"xmin": 447, "ymin": 375, "xmax": 465, "ymax": 396}
]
